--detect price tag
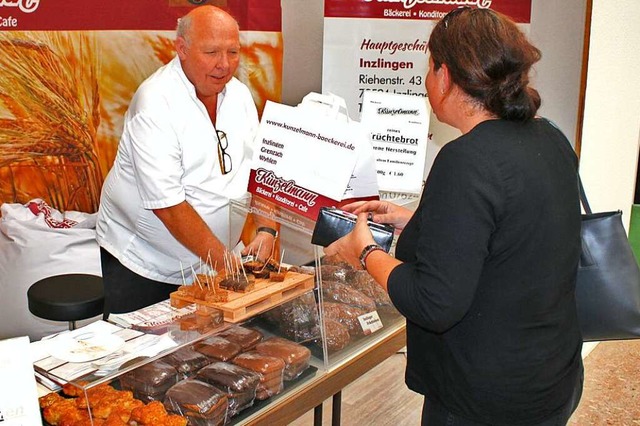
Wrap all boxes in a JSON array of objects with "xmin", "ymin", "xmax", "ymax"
[
  {"xmin": 360, "ymin": 91, "xmax": 430, "ymax": 194},
  {"xmin": 358, "ymin": 311, "xmax": 384, "ymax": 335}
]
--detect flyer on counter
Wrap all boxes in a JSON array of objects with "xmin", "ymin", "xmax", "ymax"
[{"xmin": 360, "ymin": 91, "xmax": 430, "ymax": 194}]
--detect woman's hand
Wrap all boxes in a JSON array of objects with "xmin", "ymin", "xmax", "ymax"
[
  {"xmin": 324, "ymin": 212, "xmax": 376, "ymax": 269},
  {"xmin": 341, "ymin": 200, "xmax": 413, "ymax": 230}
]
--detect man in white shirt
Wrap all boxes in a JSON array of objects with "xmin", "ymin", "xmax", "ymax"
[{"xmin": 96, "ymin": 5, "xmax": 276, "ymax": 315}]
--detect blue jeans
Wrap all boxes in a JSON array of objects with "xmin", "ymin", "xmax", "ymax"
[{"xmin": 421, "ymin": 365, "xmax": 584, "ymax": 426}]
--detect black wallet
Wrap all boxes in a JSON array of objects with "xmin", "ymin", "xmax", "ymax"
[{"xmin": 311, "ymin": 207, "xmax": 394, "ymax": 252}]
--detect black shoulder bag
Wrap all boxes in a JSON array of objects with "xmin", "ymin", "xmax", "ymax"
[{"xmin": 576, "ymin": 176, "xmax": 640, "ymax": 341}]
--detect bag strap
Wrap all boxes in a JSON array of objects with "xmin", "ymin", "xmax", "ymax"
[
  {"xmin": 299, "ymin": 92, "xmax": 350, "ymax": 123},
  {"xmin": 578, "ymin": 174, "xmax": 592, "ymax": 215},
  {"xmin": 543, "ymin": 117, "xmax": 591, "ymax": 215}
]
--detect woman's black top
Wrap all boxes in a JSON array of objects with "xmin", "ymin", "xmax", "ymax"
[{"xmin": 389, "ymin": 119, "xmax": 582, "ymax": 425}]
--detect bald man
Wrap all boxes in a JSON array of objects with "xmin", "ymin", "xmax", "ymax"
[{"xmin": 97, "ymin": 6, "xmax": 274, "ymax": 315}]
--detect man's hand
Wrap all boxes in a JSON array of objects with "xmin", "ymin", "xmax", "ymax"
[{"xmin": 242, "ymin": 230, "xmax": 275, "ymax": 261}]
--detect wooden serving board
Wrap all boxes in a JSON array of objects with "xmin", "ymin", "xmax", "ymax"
[{"xmin": 170, "ymin": 271, "xmax": 315, "ymax": 323}]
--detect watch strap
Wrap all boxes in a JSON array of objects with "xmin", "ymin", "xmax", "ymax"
[{"xmin": 256, "ymin": 226, "xmax": 278, "ymax": 238}]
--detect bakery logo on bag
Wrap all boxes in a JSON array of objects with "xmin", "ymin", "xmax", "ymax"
[
  {"xmin": 377, "ymin": 107, "xmax": 419, "ymax": 116},
  {"xmin": 254, "ymin": 168, "xmax": 319, "ymax": 207}
]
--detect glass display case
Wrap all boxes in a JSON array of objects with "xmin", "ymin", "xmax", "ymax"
[{"xmin": 35, "ymin": 195, "xmax": 406, "ymax": 425}]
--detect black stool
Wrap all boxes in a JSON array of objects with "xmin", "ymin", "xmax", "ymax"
[{"xmin": 27, "ymin": 274, "xmax": 104, "ymax": 330}]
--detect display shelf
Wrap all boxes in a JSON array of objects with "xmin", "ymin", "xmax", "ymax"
[
  {"xmin": 37, "ymin": 195, "xmax": 407, "ymax": 425},
  {"xmin": 239, "ymin": 323, "xmax": 406, "ymax": 426}
]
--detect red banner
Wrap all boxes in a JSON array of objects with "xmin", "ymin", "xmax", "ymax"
[
  {"xmin": 325, "ymin": 0, "xmax": 532, "ymax": 24},
  {"xmin": 248, "ymin": 168, "xmax": 340, "ymax": 221},
  {"xmin": 248, "ymin": 169, "xmax": 379, "ymax": 222},
  {"xmin": 0, "ymin": 0, "xmax": 281, "ymax": 31}
]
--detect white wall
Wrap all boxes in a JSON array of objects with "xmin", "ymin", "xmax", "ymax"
[
  {"xmin": 529, "ymin": 0, "xmax": 587, "ymax": 146},
  {"xmin": 281, "ymin": 0, "xmax": 324, "ymax": 106},
  {"xmin": 579, "ymin": 0, "xmax": 640, "ymax": 230}
]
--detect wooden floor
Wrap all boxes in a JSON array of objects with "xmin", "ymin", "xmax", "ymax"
[
  {"xmin": 290, "ymin": 351, "xmax": 423, "ymax": 426},
  {"xmin": 289, "ymin": 340, "xmax": 640, "ymax": 425}
]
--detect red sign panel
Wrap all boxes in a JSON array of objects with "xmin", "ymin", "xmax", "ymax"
[
  {"xmin": 325, "ymin": 0, "xmax": 532, "ymax": 24},
  {"xmin": 248, "ymin": 168, "xmax": 339, "ymax": 221},
  {"xmin": 0, "ymin": 0, "xmax": 281, "ymax": 31}
]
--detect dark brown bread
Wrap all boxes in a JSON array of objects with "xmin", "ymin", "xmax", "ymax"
[
  {"xmin": 321, "ymin": 318, "xmax": 351, "ymax": 352},
  {"xmin": 162, "ymin": 346, "xmax": 213, "ymax": 379},
  {"xmin": 193, "ymin": 336, "xmax": 242, "ymax": 362},
  {"xmin": 217, "ymin": 326, "xmax": 264, "ymax": 351},
  {"xmin": 322, "ymin": 280, "xmax": 376, "ymax": 312},
  {"xmin": 323, "ymin": 302, "xmax": 366, "ymax": 336},
  {"xmin": 119, "ymin": 360, "xmax": 179, "ymax": 402},
  {"xmin": 346, "ymin": 270, "xmax": 395, "ymax": 312},
  {"xmin": 195, "ymin": 362, "xmax": 260, "ymax": 416},
  {"xmin": 163, "ymin": 379, "xmax": 228, "ymax": 424},
  {"xmin": 232, "ymin": 351, "xmax": 286, "ymax": 376},
  {"xmin": 255, "ymin": 337, "xmax": 311, "ymax": 380}
]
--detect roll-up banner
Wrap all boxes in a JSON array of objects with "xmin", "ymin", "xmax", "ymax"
[
  {"xmin": 322, "ymin": 0, "xmax": 532, "ymax": 199},
  {"xmin": 0, "ymin": 0, "xmax": 282, "ymax": 213}
]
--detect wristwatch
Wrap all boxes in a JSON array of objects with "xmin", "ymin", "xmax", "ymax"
[
  {"xmin": 359, "ymin": 244, "xmax": 384, "ymax": 269},
  {"xmin": 257, "ymin": 226, "xmax": 278, "ymax": 238}
]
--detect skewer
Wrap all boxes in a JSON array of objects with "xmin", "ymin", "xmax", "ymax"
[
  {"xmin": 256, "ymin": 240, "xmax": 263, "ymax": 261},
  {"xmin": 212, "ymin": 261, "xmax": 218, "ymax": 291},
  {"xmin": 257, "ymin": 254, "xmax": 272, "ymax": 274},
  {"xmin": 240, "ymin": 259, "xmax": 248, "ymax": 281},
  {"xmin": 179, "ymin": 261, "xmax": 186, "ymax": 285},
  {"xmin": 278, "ymin": 249, "xmax": 285, "ymax": 273},
  {"xmin": 223, "ymin": 252, "xmax": 231, "ymax": 280},
  {"xmin": 191, "ymin": 265, "xmax": 203, "ymax": 289},
  {"xmin": 271, "ymin": 238, "xmax": 276, "ymax": 261},
  {"xmin": 234, "ymin": 256, "xmax": 240, "ymax": 280}
]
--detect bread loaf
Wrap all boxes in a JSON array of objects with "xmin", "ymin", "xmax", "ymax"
[
  {"xmin": 321, "ymin": 318, "xmax": 350, "ymax": 352},
  {"xmin": 346, "ymin": 270, "xmax": 395, "ymax": 312},
  {"xmin": 195, "ymin": 362, "xmax": 260, "ymax": 416},
  {"xmin": 162, "ymin": 346, "xmax": 213, "ymax": 379},
  {"xmin": 233, "ymin": 351, "xmax": 285, "ymax": 400},
  {"xmin": 217, "ymin": 326, "xmax": 263, "ymax": 351},
  {"xmin": 194, "ymin": 336, "xmax": 242, "ymax": 362},
  {"xmin": 255, "ymin": 337, "xmax": 311, "ymax": 380},
  {"xmin": 119, "ymin": 360, "xmax": 179, "ymax": 403},
  {"xmin": 319, "ymin": 264, "xmax": 349, "ymax": 282},
  {"xmin": 323, "ymin": 302, "xmax": 366, "ymax": 337},
  {"xmin": 277, "ymin": 292, "xmax": 321, "ymax": 343},
  {"xmin": 321, "ymin": 280, "xmax": 376, "ymax": 312},
  {"xmin": 163, "ymin": 379, "xmax": 228, "ymax": 425}
]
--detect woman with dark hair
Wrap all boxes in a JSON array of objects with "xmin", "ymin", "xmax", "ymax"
[{"xmin": 326, "ymin": 7, "xmax": 583, "ymax": 425}]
